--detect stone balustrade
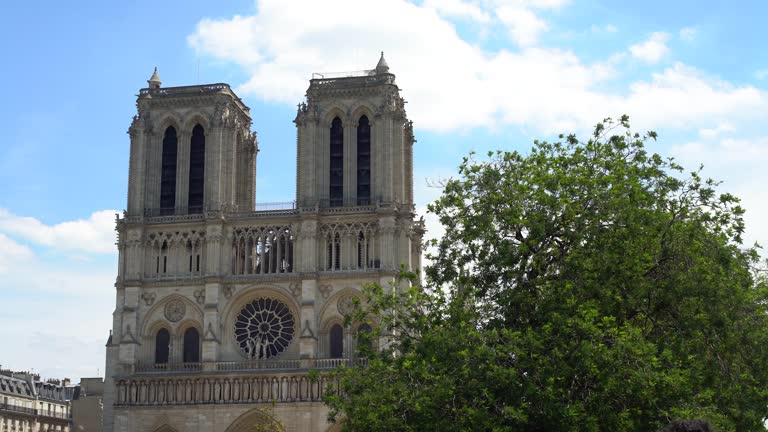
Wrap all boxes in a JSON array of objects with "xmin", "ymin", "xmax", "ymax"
[
  {"xmin": 115, "ymin": 372, "xmax": 339, "ymax": 406},
  {"xmin": 132, "ymin": 358, "xmax": 365, "ymax": 374}
]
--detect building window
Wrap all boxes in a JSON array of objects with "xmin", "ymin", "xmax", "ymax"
[
  {"xmin": 330, "ymin": 324, "xmax": 344, "ymax": 358},
  {"xmin": 188, "ymin": 124, "xmax": 205, "ymax": 214},
  {"xmin": 234, "ymin": 298, "xmax": 295, "ymax": 359},
  {"xmin": 329, "ymin": 117, "xmax": 344, "ymax": 207},
  {"xmin": 357, "ymin": 115, "xmax": 371, "ymax": 205},
  {"xmin": 160, "ymin": 126, "xmax": 178, "ymax": 215},
  {"xmin": 183, "ymin": 327, "xmax": 200, "ymax": 363},
  {"xmin": 155, "ymin": 328, "xmax": 170, "ymax": 364},
  {"xmin": 326, "ymin": 232, "xmax": 341, "ymax": 271}
]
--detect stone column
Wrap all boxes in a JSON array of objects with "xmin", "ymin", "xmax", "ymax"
[
  {"xmin": 347, "ymin": 123, "xmax": 358, "ymax": 206},
  {"xmin": 126, "ymin": 118, "xmax": 145, "ymax": 216},
  {"xmin": 395, "ymin": 220, "xmax": 412, "ymax": 270},
  {"xmin": 176, "ymin": 131, "xmax": 190, "ymax": 214},
  {"xmin": 206, "ymin": 123, "xmax": 223, "ymax": 212},
  {"xmin": 123, "ymin": 227, "xmax": 144, "ymax": 280},
  {"xmin": 202, "ymin": 283, "xmax": 221, "ymax": 363},
  {"xmin": 296, "ymin": 218, "xmax": 317, "ymax": 272},
  {"xmin": 145, "ymin": 131, "xmax": 161, "ymax": 214},
  {"xmin": 299, "ymin": 279, "xmax": 317, "ymax": 359},
  {"xmin": 205, "ymin": 223, "xmax": 224, "ymax": 276},
  {"xmin": 369, "ymin": 119, "xmax": 377, "ymax": 204},
  {"xmin": 118, "ymin": 286, "xmax": 140, "ymax": 367},
  {"xmin": 378, "ymin": 216, "xmax": 396, "ymax": 270}
]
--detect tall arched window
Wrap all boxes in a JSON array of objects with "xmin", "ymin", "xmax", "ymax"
[
  {"xmin": 160, "ymin": 127, "xmax": 178, "ymax": 215},
  {"xmin": 329, "ymin": 117, "xmax": 344, "ymax": 207},
  {"xmin": 188, "ymin": 124, "xmax": 205, "ymax": 214},
  {"xmin": 183, "ymin": 328, "xmax": 200, "ymax": 363},
  {"xmin": 357, "ymin": 115, "xmax": 371, "ymax": 205},
  {"xmin": 330, "ymin": 324, "xmax": 344, "ymax": 358},
  {"xmin": 155, "ymin": 328, "xmax": 170, "ymax": 364}
]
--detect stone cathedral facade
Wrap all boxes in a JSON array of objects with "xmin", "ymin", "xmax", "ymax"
[{"xmin": 104, "ymin": 55, "xmax": 423, "ymax": 432}]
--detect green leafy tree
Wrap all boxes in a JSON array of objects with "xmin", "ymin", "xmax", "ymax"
[{"xmin": 324, "ymin": 117, "xmax": 768, "ymax": 431}]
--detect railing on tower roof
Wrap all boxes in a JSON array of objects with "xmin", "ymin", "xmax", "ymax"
[
  {"xmin": 311, "ymin": 69, "xmax": 376, "ymax": 80},
  {"xmin": 310, "ymin": 70, "xmax": 396, "ymax": 88},
  {"xmin": 138, "ymin": 83, "xmax": 231, "ymax": 97},
  {"xmin": 254, "ymin": 201, "xmax": 297, "ymax": 211},
  {"xmin": 138, "ymin": 83, "xmax": 251, "ymax": 114}
]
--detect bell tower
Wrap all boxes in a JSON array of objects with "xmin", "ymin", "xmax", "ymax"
[
  {"xmin": 106, "ymin": 58, "xmax": 423, "ymax": 432},
  {"xmin": 294, "ymin": 52, "xmax": 415, "ymax": 208},
  {"xmin": 126, "ymin": 68, "xmax": 258, "ymax": 216}
]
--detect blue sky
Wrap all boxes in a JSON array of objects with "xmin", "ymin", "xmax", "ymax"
[{"xmin": 1, "ymin": 0, "xmax": 767, "ymax": 381}]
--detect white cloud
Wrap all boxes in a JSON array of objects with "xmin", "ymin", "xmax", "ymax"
[
  {"xmin": 0, "ymin": 233, "xmax": 34, "ymax": 273},
  {"xmin": 629, "ymin": 32, "xmax": 670, "ymax": 64},
  {"xmin": 755, "ymin": 69, "xmax": 768, "ymax": 80},
  {"xmin": 424, "ymin": 0, "xmax": 491, "ymax": 23},
  {"xmin": 591, "ymin": 24, "xmax": 618, "ymax": 33},
  {"xmin": 493, "ymin": 0, "xmax": 569, "ymax": 8},
  {"xmin": 0, "ymin": 209, "xmax": 117, "ymax": 380},
  {"xmin": 496, "ymin": 6, "xmax": 549, "ymax": 46},
  {"xmin": 679, "ymin": 27, "xmax": 697, "ymax": 41},
  {"xmin": 188, "ymin": 1, "xmax": 768, "ymax": 136},
  {"xmin": 0, "ymin": 209, "xmax": 117, "ymax": 254},
  {"xmin": 672, "ymin": 135, "xmax": 768, "ymax": 248},
  {"xmin": 699, "ymin": 122, "xmax": 735, "ymax": 139},
  {"xmin": 622, "ymin": 63, "xmax": 766, "ymax": 130}
]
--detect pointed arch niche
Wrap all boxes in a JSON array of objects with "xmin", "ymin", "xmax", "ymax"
[
  {"xmin": 160, "ymin": 126, "xmax": 178, "ymax": 215},
  {"xmin": 329, "ymin": 117, "xmax": 344, "ymax": 207},
  {"xmin": 356, "ymin": 115, "xmax": 371, "ymax": 205},
  {"xmin": 188, "ymin": 124, "xmax": 205, "ymax": 213},
  {"xmin": 224, "ymin": 408, "xmax": 286, "ymax": 432}
]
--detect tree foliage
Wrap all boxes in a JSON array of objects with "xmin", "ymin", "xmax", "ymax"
[{"xmin": 324, "ymin": 117, "xmax": 768, "ymax": 431}]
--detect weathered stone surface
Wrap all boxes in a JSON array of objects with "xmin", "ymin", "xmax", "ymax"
[{"xmin": 106, "ymin": 58, "xmax": 423, "ymax": 431}]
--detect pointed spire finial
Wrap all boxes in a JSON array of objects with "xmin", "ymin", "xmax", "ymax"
[
  {"xmin": 375, "ymin": 52, "xmax": 390, "ymax": 74},
  {"xmin": 147, "ymin": 67, "xmax": 162, "ymax": 88}
]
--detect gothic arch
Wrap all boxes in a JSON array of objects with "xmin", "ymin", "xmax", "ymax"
[
  {"xmin": 140, "ymin": 293, "xmax": 204, "ymax": 337},
  {"xmin": 153, "ymin": 424, "xmax": 179, "ymax": 432},
  {"xmin": 320, "ymin": 106, "xmax": 348, "ymax": 127},
  {"xmin": 175, "ymin": 318, "xmax": 202, "ymax": 336},
  {"xmin": 182, "ymin": 112, "xmax": 211, "ymax": 133},
  {"xmin": 224, "ymin": 408, "xmax": 285, "ymax": 432},
  {"xmin": 349, "ymin": 103, "xmax": 376, "ymax": 124},
  {"xmin": 156, "ymin": 113, "xmax": 183, "ymax": 133},
  {"xmin": 318, "ymin": 286, "xmax": 365, "ymax": 325},
  {"xmin": 145, "ymin": 320, "xmax": 174, "ymax": 339},
  {"xmin": 320, "ymin": 316, "xmax": 346, "ymax": 359}
]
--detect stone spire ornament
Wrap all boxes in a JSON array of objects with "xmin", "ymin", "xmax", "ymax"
[
  {"xmin": 375, "ymin": 51, "xmax": 390, "ymax": 74},
  {"xmin": 147, "ymin": 67, "xmax": 162, "ymax": 88}
]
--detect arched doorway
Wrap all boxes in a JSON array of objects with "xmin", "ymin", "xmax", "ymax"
[{"xmin": 225, "ymin": 408, "xmax": 285, "ymax": 432}]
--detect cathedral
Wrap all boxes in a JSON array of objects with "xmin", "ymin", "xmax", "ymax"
[{"xmin": 104, "ymin": 54, "xmax": 423, "ymax": 432}]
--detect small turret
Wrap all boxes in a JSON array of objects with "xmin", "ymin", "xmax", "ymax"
[
  {"xmin": 375, "ymin": 52, "xmax": 390, "ymax": 74},
  {"xmin": 147, "ymin": 67, "xmax": 162, "ymax": 89}
]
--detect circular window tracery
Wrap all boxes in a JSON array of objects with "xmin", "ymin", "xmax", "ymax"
[
  {"xmin": 164, "ymin": 299, "xmax": 186, "ymax": 322},
  {"xmin": 234, "ymin": 298, "xmax": 295, "ymax": 359}
]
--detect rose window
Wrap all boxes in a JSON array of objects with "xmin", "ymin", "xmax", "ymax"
[{"xmin": 234, "ymin": 298, "xmax": 295, "ymax": 359}]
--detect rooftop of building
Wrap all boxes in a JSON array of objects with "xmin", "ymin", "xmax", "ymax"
[
  {"xmin": 0, "ymin": 374, "xmax": 34, "ymax": 398},
  {"xmin": 137, "ymin": 67, "xmax": 250, "ymax": 117},
  {"xmin": 309, "ymin": 52, "xmax": 396, "ymax": 89},
  {"xmin": 0, "ymin": 368, "xmax": 75, "ymax": 402}
]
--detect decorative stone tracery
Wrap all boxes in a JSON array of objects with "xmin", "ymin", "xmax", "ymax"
[
  {"xmin": 320, "ymin": 222, "xmax": 378, "ymax": 271},
  {"xmin": 231, "ymin": 226, "xmax": 294, "ymax": 275},
  {"xmin": 234, "ymin": 298, "xmax": 295, "ymax": 359},
  {"xmin": 164, "ymin": 300, "xmax": 186, "ymax": 323},
  {"xmin": 145, "ymin": 230, "xmax": 205, "ymax": 278}
]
